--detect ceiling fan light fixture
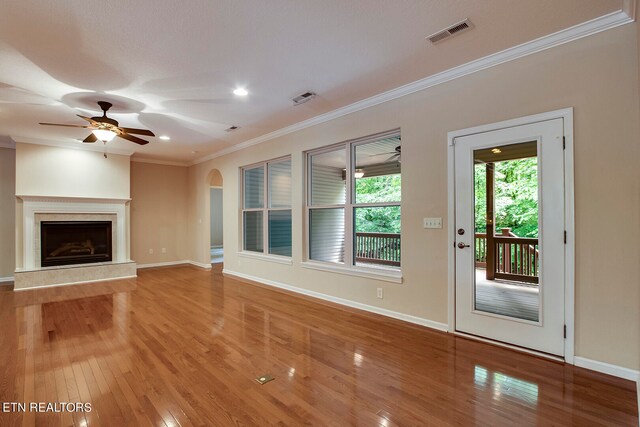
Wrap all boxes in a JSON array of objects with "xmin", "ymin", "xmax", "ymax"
[{"xmin": 92, "ymin": 129, "xmax": 116, "ymax": 142}]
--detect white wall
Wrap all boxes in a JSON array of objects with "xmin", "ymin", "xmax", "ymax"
[
  {"xmin": 188, "ymin": 24, "xmax": 640, "ymax": 371},
  {"xmin": 15, "ymin": 143, "xmax": 130, "ymax": 199}
]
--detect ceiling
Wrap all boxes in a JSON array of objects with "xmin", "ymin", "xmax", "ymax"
[{"xmin": 0, "ymin": 0, "xmax": 623, "ymax": 164}]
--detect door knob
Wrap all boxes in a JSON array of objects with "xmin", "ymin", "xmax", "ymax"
[{"xmin": 457, "ymin": 242, "xmax": 470, "ymax": 249}]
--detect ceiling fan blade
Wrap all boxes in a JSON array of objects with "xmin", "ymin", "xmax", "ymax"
[
  {"xmin": 118, "ymin": 133, "xmax": 149, "ymax": 145},
  {"xmin": 39, "ymin": 122, "xmax": 91, "ymax": 128},
  {"xmin": 118, "ymin": 127, "xmax": 155, "ymax": 137},
  {"xmin": 367, "ymin": 151, "xmax": 397, "ymax": 158},
  {"xmin": 76, "ymin": 114, "xmax": 100, "ymax": 126},
  {"xmin": 82, "ymin": 133, "xmax": 97, "ymax": 143}
]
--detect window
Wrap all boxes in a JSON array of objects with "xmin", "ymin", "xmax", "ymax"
[
  {"xmin": 242, "ymin": 158, "xmax": 292, "ymax": 257},
  {"xmin": 306, "ymin": 130, "xmax": 401, "ymax": 270}
]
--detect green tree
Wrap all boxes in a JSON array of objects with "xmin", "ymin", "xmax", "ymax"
[
  {"xmin": 474, "ymin": 158, "xmax": 538, "ymax": 238},
  {"xmin": 354, "ymin": 175, "xmax": 401, "ymax": 233}
]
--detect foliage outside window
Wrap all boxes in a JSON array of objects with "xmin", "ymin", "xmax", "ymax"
[
  {"xmin": 306, "ymin": 130, "xmax": 401, "ymax": 269},
  {"xmin": 474, "ymin": 158, "xmax": 538, "ymax": 237},
  {"xmin": 242, "ymin": 158, "xmax": 292, "ymax": 257}
]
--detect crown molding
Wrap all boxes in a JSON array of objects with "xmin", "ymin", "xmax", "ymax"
[
  {"xmin": 11, "ymin": 137, "xmax": 135, "ymax": 157},
  {"xmin": 130, "ymin": 157, "xmax": 189, "ymax": 167},
  {"xmin": 190, "ymin": 8, "xmax": 635, "ymax": 166},
  {"xmin": 0, "ymin": 141, "xmax": 16, "ymax": 149}
]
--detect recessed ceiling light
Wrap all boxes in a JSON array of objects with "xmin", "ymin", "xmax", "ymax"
[
  {"xmin": 491, "ymin": 148, "xmax": 502, "ymax": 154},
  {"xmin": 159, "ymin": 135, "xmax": 170, "ymax": 140},
  {"xmin": 233, "ymin": 87, "xmax": 248, "ymax": 96}
]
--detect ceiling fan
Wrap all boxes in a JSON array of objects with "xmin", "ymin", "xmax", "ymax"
[
  {"xmin": 367, "ymin": 145, "xmax": 401, "ymax": 163},
  {"xmin": 386, "ymin": 145, "xmax": 401, "ymax": 163},
  {"xmin": 39, "ymin": 101, "xmax": 155, "ymax": 145}
]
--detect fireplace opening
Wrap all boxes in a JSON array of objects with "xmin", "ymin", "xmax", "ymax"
[{"xmin": 41, "ymin": 221, "xmax": 112, "ymax": 267}]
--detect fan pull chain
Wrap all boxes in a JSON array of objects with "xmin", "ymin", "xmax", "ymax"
[{"xmin": 103, "ymin": 140, "xmax": 108, "ymax": 158}]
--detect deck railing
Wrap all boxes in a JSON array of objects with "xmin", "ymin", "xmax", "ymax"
[
  {"xmin": 475, "ymin": 233, "xmax": 487, "ymax": 267},
  {"xmin": 475, "ymin": 228, "xmax": 539, "ymax": 283},
  {"xmin": 355, "ymin": 232, "xmax": 401, "ymax": 267}
]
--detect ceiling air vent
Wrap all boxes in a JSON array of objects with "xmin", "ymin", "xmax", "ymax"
[
  {"xmin": 225, "ymin": 125, "xmax": 239, "ymax": 132},
  {"xmin": 426, "ymin": 18, "xmax": 473, "ymax": 44},
  {"xmin": 291, "ymin": 91, "xmax": 317, "ymax": 105}
]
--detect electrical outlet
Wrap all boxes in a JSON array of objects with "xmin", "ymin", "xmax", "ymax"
[
  {"xmin": 161, "ymin": 248, "xmax": 167, "ymax": 254},
  {"xmin": 377, "ymin": 288, "xmax": 383, "ymax": 299},
  {"xmin": 148, "ymin": 248, "xmax": 154, "ymax": 255},
  {"xmin": 423, "ymin": 217, "xmax": 442, "ymax": 229}
]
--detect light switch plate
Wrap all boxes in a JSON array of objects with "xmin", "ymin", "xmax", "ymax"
[{"xmin": 423, "ymin": 217, "xmax": 442, "ymax": 229}]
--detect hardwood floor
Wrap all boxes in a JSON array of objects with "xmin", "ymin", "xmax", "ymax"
[{"xmin": 0, "ymin": 265, "xmax": 637, "ymax": 426}]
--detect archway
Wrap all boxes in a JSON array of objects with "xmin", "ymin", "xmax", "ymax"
[{"xmin": 207, "ymin": 169, "xmax": 223, "ymax": 264}]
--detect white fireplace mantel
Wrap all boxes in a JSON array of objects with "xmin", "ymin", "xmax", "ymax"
[{"xmin": 18, "ymin": 195, "xmax": 131, "ymax": 271}]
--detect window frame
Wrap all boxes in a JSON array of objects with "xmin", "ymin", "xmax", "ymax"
[
  {"xmin": 240, "ymin": 155, "xmax": 292, "ymax": 260},
  {"xmin": 303, "ymin": 129, "xmax": 402, "ymax": 279}
]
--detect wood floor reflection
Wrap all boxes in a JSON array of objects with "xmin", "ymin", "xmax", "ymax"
[{"xmin": 0, "ymin": 265, "xmax": 636, "ymax": 426}]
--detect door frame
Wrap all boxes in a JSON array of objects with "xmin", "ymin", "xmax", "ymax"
[{"xmin": 447, "ymin": 108, "xmax": 575, "ymax": 363}]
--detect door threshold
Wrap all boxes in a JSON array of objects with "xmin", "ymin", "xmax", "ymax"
[{"xmin": 454, "ymin": 330, "xmax": 565, "ymax": 363}]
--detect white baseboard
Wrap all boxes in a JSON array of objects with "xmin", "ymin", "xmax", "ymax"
[
  {"xmin": 137, "ymin": 260, "xmax": 190, "ymax": 269},
  {"xmin": 223, "ymin": 269, "xmax": 448, "ymax": 332},
  {"xmin": 574, "ymin": 356, "xmax": 640, "ymax": 382},
  {"xmin": 137, "ymin": 260, "xmax": 212, "ymax": 270},
  {"xmin": 0, "ymin": 276, "xmax": 14, "ymax": 283},
  {"xmin": 189, "ymin": 260, "xmax": 212, "ymax": 270}
]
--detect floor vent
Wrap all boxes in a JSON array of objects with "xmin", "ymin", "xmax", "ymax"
[
  {"xmin": 427, "ymin": 19, "xmax": 473, "ymax": 44},
  {"xmin": 255, "ymin": 374, "xmax": 275, "ymax": 385}
]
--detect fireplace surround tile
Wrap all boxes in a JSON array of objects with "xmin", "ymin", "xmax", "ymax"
[{"xmin": 15, "ymin": 196, "xmax": 136, "ymax": 290}]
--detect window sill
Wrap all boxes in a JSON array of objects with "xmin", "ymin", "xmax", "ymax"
[
  {"xmin": 238, "ymin": 251, "xmax": 293, "ymax": 265},
  {"xmin": 300, "ymin": 261, "xmax": 402, "ymax": 284}
]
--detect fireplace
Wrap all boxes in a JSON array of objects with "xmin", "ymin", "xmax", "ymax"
[{"xmin": 41, "ymin": 221, "xmax": 113, "ymax": 267}]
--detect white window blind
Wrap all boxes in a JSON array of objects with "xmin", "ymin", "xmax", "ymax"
[{"xmin": 242, "ymin": 158, "xmax": 292, "ymax": 257}]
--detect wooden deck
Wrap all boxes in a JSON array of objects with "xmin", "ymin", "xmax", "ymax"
[
  {"xmin": 475, "ymin": 268, "xmax": 539, "ymax": 322},
  {"xmin": 0, "ymin": 265, "xmax": 636, "ymax": 425}
]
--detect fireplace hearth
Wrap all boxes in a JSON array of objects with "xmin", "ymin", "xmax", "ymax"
[{"xmin": 41, "ymin": 221, "xmax": 113, "ymax": 267}]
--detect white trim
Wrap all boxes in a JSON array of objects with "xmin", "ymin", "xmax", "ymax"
[
  {"xmin": 190, "ymin": 9, "xmax": 633, "ymax": 166},
  {"xmin": 131, "ymin": 157, "xmax": 189, "ymax": 167},
  {"xmin": 223, "ymin": 269, "xmax": 445, "ymax": 331},
  {"xmin": 300, "ymin": 261, "xmax": 402, "ymax": 284},
  {"xmin": 574, "ymin": 357, "xmax": 640, "ymax": 382},
  {"xmin": 0, "ymin": 139, "xmax": 16, "ymax": 149},
  {"xmin": 136, "ymin": 260, "xmax": 191, "ymax": 269},
  {"xmin": 562, "ymin": 112, "xmax": 576, "ymax": 365},
  {"xmin": 188, "ymin": 260, "xmax": 212, "ymax": 270},
  {"xmin": 446, "ymin": 108, "xmax": 575, "ymax": 362},
  {"xmin": 0, "ymin": 277, "xmax": 14, "ymax": 283},
  {"xmin": 12, "ymin": 274, "xmax": 137, "ymax": 291},
  {"xmin": 622, "ymin": 0, "xmax": 637, "ymax": 19},
  {"xmin": 238, "ymin": 251, "xmax": 292, "ymax": 265}
]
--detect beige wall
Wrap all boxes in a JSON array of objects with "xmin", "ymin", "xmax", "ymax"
[
  {"xmin": 15, "ymin": 143, "xmax": 130, "ymax": 199},
  {"xmin": 0, "ymin": 148, "xmax": 16, "ymax": 278},
  {"xmin": 130, "ymin": 161, "xmax": 189, "ymax": 265},
  {"xmin": 188, "ymin": 24, "xmax": 640, "ymax": 370}
]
